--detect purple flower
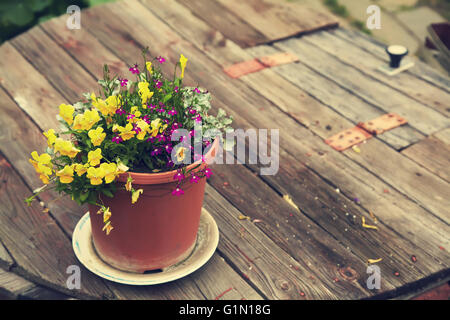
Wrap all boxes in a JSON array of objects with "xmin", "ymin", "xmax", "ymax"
[
  {"xmin": 112, "ymin": 136, "xmax": 123, "ymax": 144},
  {"xmin": 190, "ymin": 175, "xmax": 199, "ymax": 184},
  {"xmin": 172, "ymin": 122, "xmax": 180, "ymax": 130},
  {"xmin": 172, "ymin": 187, "xmax": 184, "ymax": 196},
  {"xmin": 155, "ymin": 81, "xmax": 163, "ymax": 89},
  {"xmin": 151, "ymin": 148, "xmax": 161, "ymax": 156},
  {"xmin": 116, "ymin": 108, "xmax": 126, "ymax": 115},
  {"xmin": 189, "ymin": 108, "xmax": 197, "ymax": 115},
  {"xmin": 156, "ymin": 134, "xmax": 166, "ymax": 142},
  {"xmin": 168, "ymin": 109, "xmax": 177, "ymax": 116},
  {"xmin": 157, "ymin": 56, "xmax": 165, "ymax": 64},
  {"xmin": 166, "ymin": 160, "xmax": 174, "ymax": 168},
  {"xmin": 193, "ymin": 88, "xmax": 201, "ymax": 94},
  {"xmin": 174, "ymin": 86, "xmax": 179, "ymax": 93},
  {"xmin": 193, "ymin": 114, "xmax": 202, "ymax": 122},
  {"xmin": 119, "ymin": 78, "xmax": 128, "ymax": 87},
  {"xmin": 165, "ymin": 144, "xmax": 173, "ymax": 153},
  {"xmin": 129, "ymin": 64, "xmax": 140, "ymax": 74},
  {"xmin": 173, "ymin": 171, "xmax": 185, "ymax": 182},
  {"xmin": 146, "ymin": 136, "xmax": 156, "ymax": 143},
  {"xmin": 133, "ymin": 126, "xmax": 142, "ymax": 134},
  {"xmin": 203, "ymin": 168, "xmax": 213, "ymax": 178},
  {"xmin": 127, "ymin": 114, "xmax": 135, "ymax": 120},
  {"xmin": 148, "ymin": 103, "xmax": 156, "ymax": 111}
]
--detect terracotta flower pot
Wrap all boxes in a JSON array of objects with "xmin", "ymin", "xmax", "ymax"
[{"xmin": 88, "ymin": 140, "xmax": 219, "ymax": 273}]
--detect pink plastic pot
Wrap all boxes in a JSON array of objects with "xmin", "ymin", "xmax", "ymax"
[{"xmin": 88, "ymin": 140, "xmax": 218, "ymax": 273}]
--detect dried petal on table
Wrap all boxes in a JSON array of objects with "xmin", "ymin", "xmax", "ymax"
[
  {"xmin": 238, "ymin": 214, "xmax": 251, "ymax": 221},
  {"xmin": 362, "ymin": 216, "xmax": 378, "ymax": 230},
  {"xmin": 368, "ymin": 258, "xmax": 382, "ymax": 264},
  {"xmin": 283, "ymin": 194, "xmax": 300, "ymax": 211}
]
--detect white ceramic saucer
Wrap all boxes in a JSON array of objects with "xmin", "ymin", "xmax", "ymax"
[{"xmin": 72, "ymin": 208, "xmax": 219, "ymax": 285}]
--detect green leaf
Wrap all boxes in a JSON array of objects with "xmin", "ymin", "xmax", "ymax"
[
  {"xmin": 80, "ymin": 191, "xmax": 90, "ymax": 202},
  {"xmin": 163, "ymin": 93, "xmax": 172, "ymax": 103},
  {"xmin": 29, "ymin": 0, "xmax": 52, "ymax": 12},
  {"xmin": 4, "ymin": 3, "xmax": 34, "ymax": 26},
  {"xmin": 101, "ymin": 189, "xmax": 114, "ymax": 198}
]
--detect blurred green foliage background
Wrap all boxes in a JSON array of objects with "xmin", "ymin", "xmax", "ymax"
[{"xmin": 0, "ymin": 0, "xmax": 115, "ymax": 43}]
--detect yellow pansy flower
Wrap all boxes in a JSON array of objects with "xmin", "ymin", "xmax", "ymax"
[
  {"xmin": 72, "ymin": 114, "xmax": 84, "ymax": 130},
  {"xmin": 43, "ymin": 129, "xmax": 57, "ymax": 147},
  {"xmin": 54, "ymin": 138, "xmax": 80, "ymax": 158},
  {"xmin": 146, "ymin": 61, "xmax": 153, "ymax": 74},
  {"xmin": 56, "ymin": 165, "xmax": 74, "ymax": 184},
  {"xmin": 149, "ymin": 118, "xmax": 161, "ymax": 137},
  {"xmin": 29, "ymin": 151, "xmax": 53, "ymax": 184},
  {"xmin": 81, "ymin": 109, "xmax": 100, "ymax": 131},
  {"xmin": 88, "ymin": 127, "xmax": 106, "ymax": 147},
  {"xmin": 88, "ymin": 148, "xmax": 102, "ymax": 166},
  {"xmin": 118, "ymin": 123, "xmax": 136, "ymax": 141},
  {"xmin": 59, "ymin": 104, "xmax": 74, "ymax": 125},
  {"xmin": 179, "ymin": 54, "xmax": 188, "ymax": 79},
  {"xmin": 74, "ymin": 163, "xmax": 88, "ymax": 176},
  {"xmin": 131, "ymin": 189, "xmax": 143, "ymax": 204},
  {"xmin": 116, "ymin": 160, "xmax": 129, "ymax": 174},
  {"xmin": 176, "ymin": 146, "xmax": 187, "ymax": 162},
  {"xmin": 138, "ymin": 81, "xmax": 153, "ymax": 105},
  {"xmin": 102, "ymin": 221, "xmax": 113, "ymax": 235},
  {"xmin": 105, "ymin": 95, "xmax": 119, "ymax": 115},
  {"xmin": 103, "ymin": 207, "xmax": 111, "ymax": 223},
  {"xmin": 86, "ymin": 166, "xmax": 105, "ymax": 185},
  {"xmin": 100, "ymin": 163, "xmax": 118, "ymax": 184},
  {"xmin": 125, "ymin": 174, "xmax": 133, "ymax": 192},
  {"xmin": 136, "ymin": 120, "xmax": 149, "ymax": 140}
]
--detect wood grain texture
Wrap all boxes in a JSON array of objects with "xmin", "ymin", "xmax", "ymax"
[
  {"xmin": 434, "ymin": 128, "xmax": 450, "ymax": 145},
  {"xmin": 402, "ymin": 136, "xmax": 450, "ymax": 183},
  {"xmin": 216, "ymin": 0, "xmax": 338, "ymax": 42},
  {"xmin": 333, "ymin": 28, "xmax": 450, "ymax": 94},
  {"xmin": 274, "ymin": 38, "xmax": 449, "ymax": 136},
  {"xmin": 302, "ymin": 30, "xmax": 450, "ymax": 117},
  {"xmin": 10, "ymin": 27, "xmax": 98, "ymax": 103},
  {"xmin": 0, "ymin": 242, "xmax": 14, "ymax": 270},
  {"xmin": 178, "ymin": 0, "xmax": 267, "ymax": 48},
  {"xmin": 145, "ymin": 0, "xmax": 422, "ymax": 150},
  {"xmin": 0, "ymin": 268, "xmax": 35, "ymax": 299},
  {"xmin": 0, "ymin": 153, "xmax": 114, "ymax": 299}
]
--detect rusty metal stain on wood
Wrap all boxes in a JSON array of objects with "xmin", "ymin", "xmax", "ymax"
[
  {"xmin": 223, "ymin": 59, "xmax": 266, "ymax": 78},
  {"xmin": 357, "ymin": 113, "xmax": 408, "ymax": 135},
  {"xmin": 325, "ymin": 126, "xmax": 373, "ymax": 151}
]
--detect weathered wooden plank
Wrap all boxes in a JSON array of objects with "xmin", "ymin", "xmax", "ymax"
[
  {"xmin": 144, "ymin": 0, "xmax": 423, "ymax": 150},
  {"xmin": 10, "ymin": 27, "xmax": 98, "ymax": 103},
  {"xmin": 334, "ymin": 28, "xmax": 450, "ymax": 94},
  {"xmin": 216, "ymin": 0, "xmax": 338, "ymax": 43},
  {"xmin": 177, "ymin": 0, "xmax": 268, "ymax": 48},
  {"xmin": 246, "ymin": 44, "xmax": 450, "ymax": 223},
  {"xmin": 0, "ymin": 84, "xmax": 85, "ymax": 234},
  {"xmin": 204, "ymin": 185, "xmax": 377, "ymax": 299},
  {"xmin": 434, "ymin": 128, "xmax": 450, "ymax": 145},
  {"xmin": 0, "ymin": 242, "xmax": 14, "ymax": 270},
  {"xmin": 0, "ymin": 268, "xmax": 35, "ymax": 299},
  {"xmin": 19, "ymin": 285, "xmax": 74, "ymax": 300},
  {"xmin": 402, "ymin": 136, "xmax": 450, "ymax": 183},
  {"xmin": 88, "ymin": 0, "xmax": 450, "ymax": 270},
  {"xmin": 303, "ymin": 30, "xmax": 450, "ymax": 117},
  {"xmin": 0, "ymin": 152, "xmax": 114, "ymax": 299},
  {"xmin": 40, "ymin": 17, "xmax": 128, "ymax": 79},
  {"xmin": 0, "ymin": 42, "xmax": 62, "ymax": 130},
  {"xmin": 274, "ymin": 38, "xmax": 449, "ymax": 136},
  {"xmin": 246, "ymin": 60, "xmax": 423, "ymax": 150}
]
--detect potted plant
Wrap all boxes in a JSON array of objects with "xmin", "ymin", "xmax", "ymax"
[{"xmin": 26, "ymin": 49, "xmax": 233, "ymax": 273}]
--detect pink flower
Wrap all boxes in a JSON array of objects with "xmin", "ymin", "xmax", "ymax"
[
  {"xmin": 157, "ymin": 56, "xmax": 165, "ymax": 64},
  {"xmin": 129, "ymin": 64, "xmax": 140, "ymax": 74},
  {"xmin": 119, "ymin": 78, "xmax": 128, "ymax": 87},
  {"xmin": 190, "ymin": 175, "xmax": 199, "ymax": 184},
  {"xmin": 193, "ymin": 88, "xmax": 201, "ymax": 94},
  {"xmin": 173, "ymin": 171, "xmax": 185, "ymax": 182},
  {"xmin": 172, "ymin": 187, "xmax": 184, "ymax": 196},
  {"xmin": 156, "ymin": 81, "xmax": 163, "ymax": 89},
  {"xmin": 116, "ymin": 108, "xmax": 126, "ymax": 115},
  {"xmin": 174, "ymin": 86, "xmax": 179, "ymax": 93},
  {"xmin": 168, "ymin": 109, "xmax": 177, "ymax": 116},
  {"xmin": 151, "ymin": 148, "xmax": 161, "ymax": 156},
  {"xmin": 203, "ymin": 168, "xmax": 213, "ymax": 178},
  {"xmin": 112, "ymin": 136, "xmax": 123, "ymax": 144}
]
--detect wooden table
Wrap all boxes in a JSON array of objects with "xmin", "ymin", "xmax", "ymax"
[{"xmin": 0, "ymin": 0, "xmax": 449, "ymax": 300}]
